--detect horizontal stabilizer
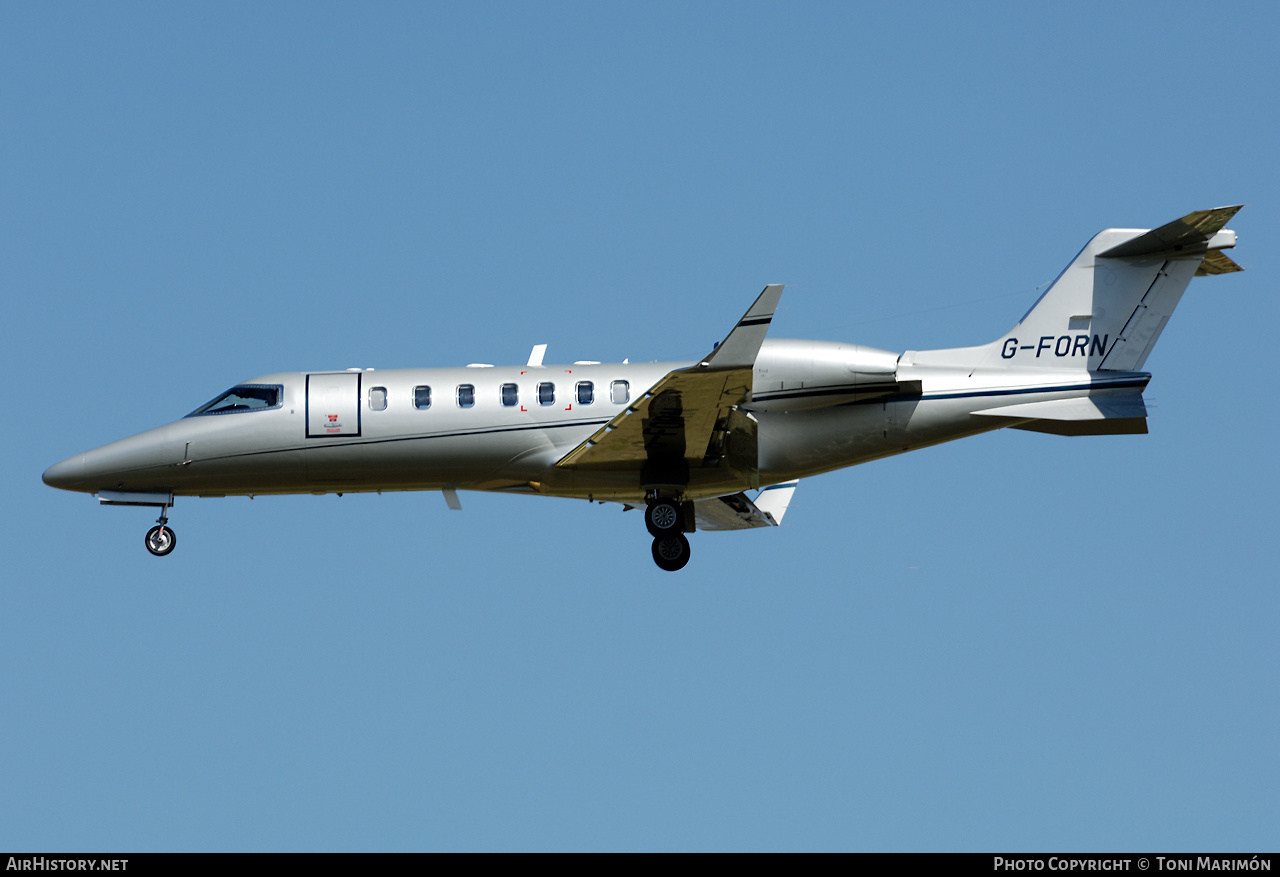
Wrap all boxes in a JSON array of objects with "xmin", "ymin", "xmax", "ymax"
[
  {"xmin": 1197, "ymin": 249, "xmax": 1243, "ymax": 276},
  {"xmin": 1098, "ymin": 205, "xmax": 1242, "ymax": 258},
  {"xmin": 972, "ymin": 394, "xmax": 1148, "ymax": 436},
  {"xmin": 694, "ymin": 480, "xmax": 798, "ymax": 531}
]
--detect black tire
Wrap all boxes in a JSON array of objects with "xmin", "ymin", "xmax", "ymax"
[
  {"xmin": 651, "ymin": 533, "xmax": 691, "ymax": 572},
  {"xmin": 145, "ymin": 525, "xmax": 177, "ymax": 557},
  {"xmin": 644, "ymin": 499, "xmax": 683, "ymax": 537}
]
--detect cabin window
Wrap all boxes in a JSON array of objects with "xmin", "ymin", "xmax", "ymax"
[
  {"xmin": 186, "ymin": 384, "xmax": 283, "ymax": 417},
  {"xmin": 500, "ymin": 383, "xmax": 519, "ymax": 407},
  {"xmin": 610, "ymin": 380, "xmax": 630, "ymax": 404},
  {"xmin": 537, "ymin": 382, "xmax": 555, "ymax": 406},
  {"xmin": 413, "ymin": 386, "xmax": 432, "ymax": 410},
  {"xmin": 576, "ymin": 381, "xmax": 594, "ymax": 404},
  {"xmin": 369, "ymin": 387, "xmax": 387, "ymax": 411},
  {"xmin": 457, "ymin": 384, "xmax": 475, "ymax": 408}
]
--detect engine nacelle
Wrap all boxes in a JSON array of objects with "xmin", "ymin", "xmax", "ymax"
[{"xmin": 751, "ymin": 338, "xmax": 901, "ymax": 411}]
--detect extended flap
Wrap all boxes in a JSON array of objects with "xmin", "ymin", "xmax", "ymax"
[
  {"xmin": 694, "ymin": 481, "xmax": 797, "ymax": 531},
  {"xmin": 555, "ymin": 286, "xmax": 783, "ymax": 481}
]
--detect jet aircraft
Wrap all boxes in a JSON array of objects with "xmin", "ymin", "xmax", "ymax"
[{"xmin": 43, "ymin": 206, "xmax": 1244, "ymax": 571}]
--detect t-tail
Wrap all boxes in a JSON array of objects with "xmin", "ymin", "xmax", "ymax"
[
  {"xmin": 897, "ymin": 207, "xmax": 1243, "ymax": 437},
  {"xmin": 987, "ymin": 205, "xmax": 1243, "ymax": 372}
]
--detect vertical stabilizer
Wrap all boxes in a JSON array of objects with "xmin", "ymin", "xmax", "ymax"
[{"xmin": 978, "ymin": 206, "xmax": 1241, "ymax": 372}]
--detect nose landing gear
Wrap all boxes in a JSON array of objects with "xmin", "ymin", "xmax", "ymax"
[
  {"xmin": 145, "ymin": 506, "xmax": 177, "ymax": 557},
  {"xmin": 646, "ymin": 496, "xmax": 693, "ymax": 571}
]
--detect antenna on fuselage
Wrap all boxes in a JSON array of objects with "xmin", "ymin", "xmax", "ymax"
[{"xmin": 527, "ymin": 344, "xmax": 547, "ymax": 367}]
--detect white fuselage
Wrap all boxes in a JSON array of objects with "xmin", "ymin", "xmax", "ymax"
[
  {"xmin": 40, "ymin": 206, "xmax": 1239, "ymax": 567},
  {"xmin": 41, "ymin": 339, "xmax": 1149, "ymax": 503}
]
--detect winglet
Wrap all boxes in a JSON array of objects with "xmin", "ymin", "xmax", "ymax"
[{"xmin": 703, "ymin": 284, "xmax": 785, "ymax": 369}]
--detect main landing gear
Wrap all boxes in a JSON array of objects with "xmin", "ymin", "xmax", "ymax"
[
  {"xmin": 645, "ymin": 496, "xmax": 692, "ymax": 571},
  {"xmin": 651, "ymin": 532, "xmax": 691, "ymax": 572},
  {"xmin": 145, "ymin": 506, "xmax": 177, "ymax": 557},
  {"xmin": 644, "ymin": 498, "xmax": 682, "ymax": 537}
]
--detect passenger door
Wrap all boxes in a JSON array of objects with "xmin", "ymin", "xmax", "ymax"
[{"xmin": 306, "ymin": 373, "xmax": 361, "ymax": 438}]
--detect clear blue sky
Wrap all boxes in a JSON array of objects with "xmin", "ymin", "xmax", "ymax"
[{"xmin": 2, "ymin": 1, "xmax": 1276, "ymax": 851}]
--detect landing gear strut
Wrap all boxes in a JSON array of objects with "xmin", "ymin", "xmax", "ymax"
[
  {"xmin": 646, "ymin": 496, "xmax": 692, "ymax": 571},
  {"xmin": 145, "ymin": 506, "xmax": 177, "ymax": 557}
]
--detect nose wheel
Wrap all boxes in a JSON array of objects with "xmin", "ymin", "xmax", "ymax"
[{"xmin": 144, "ymin": 507, "xmax": 177, "ymax": 556}]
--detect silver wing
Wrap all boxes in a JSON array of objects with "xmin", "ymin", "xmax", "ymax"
[{"xmin": 555, "ymin": 285, "xmax": 784, "ymax": 491}]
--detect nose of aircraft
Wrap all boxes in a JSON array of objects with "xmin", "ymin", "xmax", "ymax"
[
  {"xmin": 43, "ymin": 422, "xmax": 189, "ymax": 494},
  {"xmin": 42, "ymin": 453, "xmax": 86, "ymax": 490}
]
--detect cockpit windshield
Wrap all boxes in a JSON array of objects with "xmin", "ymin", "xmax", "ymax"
[{"xmin": 186, "ymin": 384, "xmax": 283, "ymax": 417}]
